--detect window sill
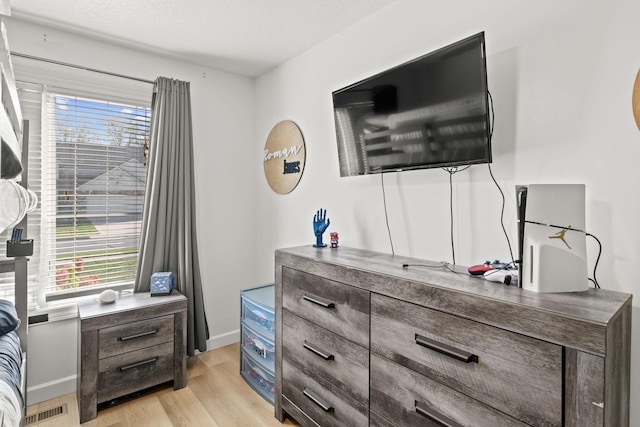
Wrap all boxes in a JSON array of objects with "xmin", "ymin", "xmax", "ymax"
[{"xmin": 45, "ymin": 283, "xmax": 134, "ymax": 303}]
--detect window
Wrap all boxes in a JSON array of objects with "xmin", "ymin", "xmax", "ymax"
[
  {"xmin": 40, "ymin": 93, "xmax": 151, "ymax": 302},
  {"xmin": 0, "ymin": 55, "xmax": 153, "ymax": 308}
]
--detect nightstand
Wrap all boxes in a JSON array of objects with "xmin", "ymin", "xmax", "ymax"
[{"xmin": 77, "ymin": 291, "xmax": 187, "ymax": 423}]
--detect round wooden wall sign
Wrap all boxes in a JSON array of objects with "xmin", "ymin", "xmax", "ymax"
[
  {"xmin": 633, "ymin": 68, "xmax": 640, "ymax": 130},
  {"xmin": 263, "ymin": 120, "xmax": 306, "ymax": 194}
]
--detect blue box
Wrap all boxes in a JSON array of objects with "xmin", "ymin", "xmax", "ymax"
[{"xmin": 150, "ymin": 272, "xmax": 174, "ymax": 296}]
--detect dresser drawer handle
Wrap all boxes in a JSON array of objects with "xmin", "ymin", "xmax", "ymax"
[
  {"xmin": 303, "ymin": 293, "xmax": 335, "ymax": 308},
  {"xmin": 415, "ymin": 401, "xmax": 461, "ymax": 427},
  {"xmin": 118, "ymin": 329, "xmax": 158, "ymax": 342},
  {"xmin": 303, "ymin": 341, "xmax": 335, "ymax": 360},
  {"xmin": 415, "ymin": 334, "xmax": 478, "ymax": 363},
  {"xmin": 119, "ymin": 357, "xmax": 158, "ymax": 372},
  {"xmin": 303, "ymin": 387, "xmax": 334, "ymax": 413}
]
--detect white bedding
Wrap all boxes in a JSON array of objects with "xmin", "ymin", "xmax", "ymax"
[{"xmin": 0, "ymin": 379, "xmax": 21, "ymax": 427}]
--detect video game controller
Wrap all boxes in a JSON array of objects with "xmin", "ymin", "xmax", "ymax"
[
  {"xmin": 468, "ymin": 260, "xmax": 511, "ymax": 276},
  {"xmin": 483, "ymin": 269, "xmax": 519, "ymax": 286}
]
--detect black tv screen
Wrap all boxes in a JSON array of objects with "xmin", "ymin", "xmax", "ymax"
[{"xmin": 332, "ymin": 32, "xmax": 491, "ymax": 176}]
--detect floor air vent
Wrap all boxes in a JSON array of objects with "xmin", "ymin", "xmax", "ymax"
[{"xmin": 25, "ymin": 403, "xmax": 67, "ymax": 425}]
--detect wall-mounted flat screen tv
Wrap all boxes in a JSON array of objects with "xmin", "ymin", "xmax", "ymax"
[{"xmin": 332, "ymin": 32, "xmax": 491, "ymax": 176}]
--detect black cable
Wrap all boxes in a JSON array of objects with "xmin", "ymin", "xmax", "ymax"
[
  {"xmin": 487, "ymin": 163, "xmax": 515, "ymax": 265},
  {"xmin": 486, "ymin": 90, "xmax": 515, "ymax": 266},
  {"xmin": 381, "ymin": 173, "xmax": 395, "ymax": 255},
  {"xmin": 586, "ymin": 232, "xmax": 602, "ymax": 289},
  {"xmin": 488, "ymin": 91, "xmax": 495, "ymax": 141},
  {"xmin": 402, "ymin": 261, "xmax": 466, "ymax": 276},
  {"xmin": 402, "ymin": 262, "xmax": 448, "ymax": 269},
  {"xmin": 448, "ymin": 169, "xmax": 456, "ymax": 265},
  {"xmin": 442, "ymin": 165, "xmax": 473, "ymax": 266}
]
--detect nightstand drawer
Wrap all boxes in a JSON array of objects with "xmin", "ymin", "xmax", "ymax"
[
  {"xmin": 282, "ymin": 356, "xmax": 368, "ymax": 427},
  {"xmin": 283, "ymin": 310, "xmax": 368, "ymax": 403},
  {"xmin": 371, "ymin": 294, "xmax": 563, "ymax": 426},
  {"xmin": 282, "ymin": 267, "xmax": 369, "ymax": 347},
  {"xmin": 370, "ymin": 353, "xmax": 528, "ymax": 427},
  {"xmin": 98, "ymin": 341, "xmax": 174, "ymax": 391},
  {"xmin": 99, "ymin": 314, "xmax": 174, "ymax": 359}
]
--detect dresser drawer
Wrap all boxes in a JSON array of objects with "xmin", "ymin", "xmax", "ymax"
[
  {"xmin": 97, "ymin": 341, "xmax": 174, "ymax": 400},
  {"xmin": 99, "ymin": 314, "xmax": 174, "ymax": 359},
  {"xmin": 371, "ymin": 294, "xmax": 563, "ymax": 426},
  {"xmin": 370, "ymin": 353, "xmax": 528, "ymax": 427},
  {"xmin": 282, "ymin": 356, "xmax": 368, "ymax": 427},
  {"xmin": 282, "ymin": 267, "xmax": 369, "ymax": 347},
  {"xmin": 283, "ymin": 310, "xmax": 369, "ymax": 403}
]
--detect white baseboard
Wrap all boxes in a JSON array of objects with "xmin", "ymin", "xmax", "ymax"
[
  {"xmin": 206, "ymin": 329, "xmax": 240, "ymax": 351},
  {"xmin": 27, "ymin": 374, "xmax": 77, "ymax": 406}
]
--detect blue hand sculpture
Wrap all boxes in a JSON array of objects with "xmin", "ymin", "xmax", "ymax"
[{"xmin": 313, "ymin": 209, "xmax": 330, "ymax": 247}]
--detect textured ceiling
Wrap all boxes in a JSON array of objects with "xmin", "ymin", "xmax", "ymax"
[{"xmin": 10, "ymin": 0, "xmax": 397, "ymax": 78}]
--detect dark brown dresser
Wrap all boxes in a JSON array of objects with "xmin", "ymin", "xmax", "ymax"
[
  {"xmin": 77, "ymin": 291, "xmax": 187, "ymax": 423},
  {"xmin": 274, "ymin": 246, "xmax": 631, "ymax": 427}
]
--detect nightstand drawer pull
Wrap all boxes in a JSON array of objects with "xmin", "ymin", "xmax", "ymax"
[
  {"xmin": 303, "ymin": 293, "xmax": 335, "ymax": 308},
  {"xmin": 303, "ymin": 340, "xmax": 335, "ymax": 360},
  {"xmin": 415, "ymin": 400, "xmax": 461, "ymax": 427},
  {"xmin": 118, "ymin": 329, "xmax": 158, "ymax": 342},
  {"xmin": 415, "ymin": 334, "xmax": 478, "ymax": 363},
  {"xmin": 119, "ymin": 357, "xmax": 158, "ymax": 371},
  {"xmin": 303, "ymin": 387, "xmax": 334, "ymax": 412}
]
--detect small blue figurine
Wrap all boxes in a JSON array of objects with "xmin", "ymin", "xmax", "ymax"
[{"xmin": 312, "ymin": 208, "xmax": 330, "ymax": 247}]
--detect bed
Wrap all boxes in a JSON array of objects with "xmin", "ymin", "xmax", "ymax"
[
  {"xmin": 0, "ymin": 261, "xmax": 26, "ymax": 427},
  {"xmin": 0, "ymin": 300, "xmax": 22, "ymax": 427},
  {"xmin": 0, "ymin": 2, "xmax": 30, "ymax": 425}
]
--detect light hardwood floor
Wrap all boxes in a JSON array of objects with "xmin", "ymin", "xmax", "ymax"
[{"xmin": 26, "ymin": 343, "xmax": 299, "ymax": 426}]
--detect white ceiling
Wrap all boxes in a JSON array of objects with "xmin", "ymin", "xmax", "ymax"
[{"xmin": 10, "ymin": 0, "xmax": 398, "ymax": 78}]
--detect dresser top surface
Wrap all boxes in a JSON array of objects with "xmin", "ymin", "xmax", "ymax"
[
  {"xmin": 78, "ymin": 291, "xmax": 187, "ymax": 320},
  {"xmin": 276, "ymin": 246, "xmax": 631, "ymax": 326}
]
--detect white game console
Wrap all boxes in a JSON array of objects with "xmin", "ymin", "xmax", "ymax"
[{"xmin": 516, "ymin": 184, "xmax": 589, "ymax": 293}]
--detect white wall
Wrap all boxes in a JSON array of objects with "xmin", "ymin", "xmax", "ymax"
[
  {"xmin": 253, "ymin": 0, "xmax": 640, "ymax": 421},
  {"xmin": 6, "ymin": 18, "xmax": 257, "ymax": 402},
  {"xmin": 7, "ymin": 0, "xmax": 640, "ymax": 414}
]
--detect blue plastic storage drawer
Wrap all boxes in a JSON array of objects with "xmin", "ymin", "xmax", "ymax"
[
  {"xmin": 241, "ymin": 320, "xmax": 275, "ymax": 363},
  {"xmin": 241, "ymin": 293, "xmax": 275, "ymax": 335},
  {"xmin": 241, "ymin": 348, "xmax": 275, "ymax": 404}
]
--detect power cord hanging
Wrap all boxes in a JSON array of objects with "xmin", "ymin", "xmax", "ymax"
[
  {"xmin": 486, "ymin": 90, "xmax": 515, "ymax": 266},
  {"xmin": 442, "ymin": 166, "xmax": 463, "ymax": 265},
  {"xmin": 381, "ymin": 173, "xmax": 395, "ymax": 255},
  {"xmin": 448, "ymin": 168, "xmax": 455, "ymax": 265},
  {"xmin": 487, "ymin": 163, "xmax": 515, "ymax": 265},
  {"xmin": 586, "ymin": 232, "xmax": 602, "ymax": 288}
]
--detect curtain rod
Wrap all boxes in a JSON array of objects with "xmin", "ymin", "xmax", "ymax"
[{"xmin": 10, "ymin": 51, "xmax": 155, "ymax": 85}]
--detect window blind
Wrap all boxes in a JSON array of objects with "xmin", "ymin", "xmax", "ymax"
[
  {"xmin": 0, "ymin": 81, "xmax": 43, "ymax": 306},
  {"xmin": 39, "ymin": 91, "xmax": 151, "ymax": 301}
]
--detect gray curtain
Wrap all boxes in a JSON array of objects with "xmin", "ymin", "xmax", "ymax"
[{"xmin": 135, "ymin": 76, "xmax": 209, "ymax": 356}]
